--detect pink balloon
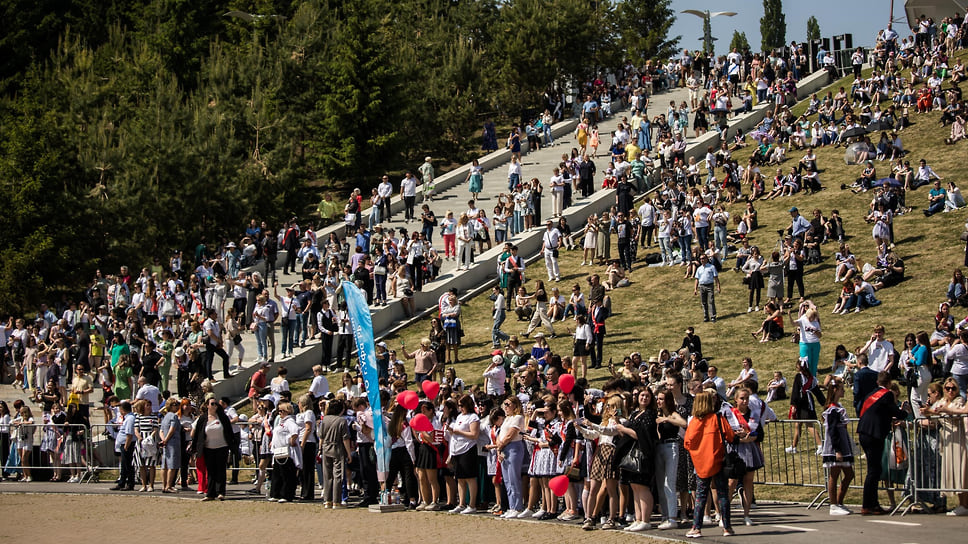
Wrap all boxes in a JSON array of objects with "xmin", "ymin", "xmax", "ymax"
[
  {"xmin": 558, "ymin": 373, "xmax": 576, "ymax": 394},
  {"xmin": 410, "ymin": 413, "xmax": 434, "ymax": 433},
  {"xmin": 422, "ymin": 380, "xmax": 441, "ymax": 400},
  {"xmin": 397, "ymin": 390, "xmax": 419, "ymax": 411},
  {"xmin": 549, "ymin": 474, "xmax": 570, "ymax": 497}
]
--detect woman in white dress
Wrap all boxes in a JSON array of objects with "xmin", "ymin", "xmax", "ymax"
[{"xmin": 581, "ymin": 215, "xmax": 598, "ymax": 266}]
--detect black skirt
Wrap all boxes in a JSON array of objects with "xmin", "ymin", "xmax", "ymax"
[
  {"xmin": 747, "ymin": 270, "xmax": 764, "ymax": 290},
  {"xmin": 453, "ymin": 448, "xmax": 478, "ymax": 479},
  {"xmin": 573, "ymin": 340, "xmax": 590, "ymax": 357},
  {"xmin": 415, "ymin": 442, "xmax": 439, "ymax": 470}
]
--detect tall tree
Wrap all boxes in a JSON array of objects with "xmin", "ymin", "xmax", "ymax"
[
  {"xmin": 806, "ymin": 16, "xmax": 821, "ymax": 42},
  {"xmin": 760, "ymin": 0, "xmax": 786, "ymax": 52},
  {"xmin": 730, "ymin": 31, "xmax": 750, "ymax": 53},
  {"xmin": 613, "ymin": 0, "xmax": 680, "ymax": 62}
]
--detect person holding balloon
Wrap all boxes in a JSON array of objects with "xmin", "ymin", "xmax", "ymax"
[
  {"xmin": 523, "ymin": 402, "xmax": 563, "ymax": 520},
  {"xmin": 577, "ymin": 395, "xmax": 626, "ymax": 531},
  {"xmin": 494, "ymin": 396, "xmax": 527, "ymax": 518},
  {"xmin": 386, "ymin": 400, "xmax": 419, "ymax": 509},
  {"xmin": 552, "ymin": 400, "xmax": 582, "ymax": 521},
  {"xmin": 411, "ymin": 400, "xmax": 443, "ymax": 510}
]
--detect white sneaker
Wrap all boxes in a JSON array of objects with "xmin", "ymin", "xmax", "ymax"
[
  {"xmin": 703, "ymin": 515, "xmax": 714, "ymax": 524},
  {"xmin": 829, "ymin": 504, "xmax": 850, "ymax": 516},
  {"xmin": 449, "ymin": 505, "xmax": 464, "ymax": 514},
  {"xmin": 517, "ymin": 508, "xmax": 534, "ymax": 518},
  {"xmin": 744, "ymin": 516, "xmax": 753, "ymax": 526},
  {"xmin": 532, "ymin": 509, "xmax": 545, "ymax": 518},
  {"xmin": 625, "ymin": 513, "xmax": 635, "ymax": 523},
  {"xmin": 625, "ymin": 521, "xmax": 649, "ymax": 532},
  {"xmin": 502, "ymin": 509, "xmax": 520, "ymax": 519},
  {"xmin": 816, "ymin": 446, "xmax": 823, "ymax": 455},
  {"xmin": 460, "ymin": 506, "xmax": 477, "ymax": 515},
  {"xmin": 785, "ymin": 446, "xmax": 798, "ymax": 454},
  {"xmin": 657, "ymin": 519, "xmax": 677, "ymax": 530},
  {"xmin": 854, "ymin": 307, "xmax": 861, "ymax": 313},
  {"xmin": 747, "ymin": 306, "xmax": 753, "ymax": 313},
  {"xmin": 948, "ymin": 505, "xmax": 968, "ymax": 516}
]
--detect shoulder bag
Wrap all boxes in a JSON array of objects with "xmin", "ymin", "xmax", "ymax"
[{"xmin": 717, "ymin": 415, "xmax": 747, "ymax": 480}]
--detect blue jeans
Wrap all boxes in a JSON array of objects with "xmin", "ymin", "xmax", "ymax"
[
  {"xmin": 298, "ymin": 313, "xmax": 308, "ymax": 345},
  {"xmin": 368, "ymin": 207, "xmax": 381, "ymax": 229},
  {"xmin": 255, "ymin": 322, "xmax": 268, "ymax": 360},
  {"xmin": 678, "ymin": 235, "xmax": 692, "ymax": 262},
  {"xmin": 693, "ymin": 469, "xmax": 730, "ymax": 530},
  {"xmin": 282, "ymin": 318, "xmax": 298, "ymax": 355},
  {"xmin": 696, "ymin": 226, "xmax": 709, "ymax": 251},
  {"xmin": 714, "ymin": 225, "xmax": 727, "ymax": 257},
  {"xmin": 375, "ymin": 274, "xmax": 387, "ymax": 302},
  {"xmin": 655, "ymin": 443, "xmax": 679, "ymax": 521},
  {"xmin": 542, "ymin": 125, "xmax": 553, "ymax": 145},
  {"xmin": 508, "ymin": 173, "xmax": 520, "ymax": 192},
  {"xmin": 512, "ymin": 211, "xmax": 524, "ymax": 235},
  {"xmin": 954, "ymin": 373, "xmax": 968, "ymax": 399},
  {"xmin": 492, "ymin": 308, "xmax": 509, "ymax": 346},
  {"xmin": 500, "ymin": 441, "xmax": 525, "ymax": 511},
  {"xmin": 659, "ymin": 237, "xmax": 674, "ymax": 264}
]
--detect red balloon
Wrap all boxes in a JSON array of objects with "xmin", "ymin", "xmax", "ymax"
[
  {"xmin": 549, "ymin": 474, "xmax": 570, "ymax": 497},
  {"xmin": 397, "ymin": 390, "xmax": 419, "ymax": 411},
  {"xmin": 422, "ymin": 380, "xmax": 441, "ymax": 400},
  {"xmin": 558, "ymin": 373, "xmax": 576, "ymax": 394},
  {"xmin": 410, "ymin": 413, "xmax": 434, "ymax": 433}
]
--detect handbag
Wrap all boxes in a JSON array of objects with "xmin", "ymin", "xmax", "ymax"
[
  {"xmin": 374, "ymin": 265, "xmax": 387, "ymax": 275},
  {"xmin": 718, "ymin": 415, "xmax": 747, "ymax": 480},
  {"xmin": 443, "ymin": 317, "xmax": 458, "ymax": 328},
  {"xmin": 232, "ymin": 334, "xmax": 242, "ymax": 345},
  {"xmin": 618, "ymin": 444, "xmax": 645, "ymax": 474}
]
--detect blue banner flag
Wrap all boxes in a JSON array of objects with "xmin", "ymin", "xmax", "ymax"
[{"xmin": 340, "ymin": 281, "xmax": 390, "ymax": 474}]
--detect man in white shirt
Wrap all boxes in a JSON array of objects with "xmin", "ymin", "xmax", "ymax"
[
  {"xmin": 400, "ymin": 172, "xmax": 417, "ymax": 223},
  {"xmin": 134, "ymin": 376, "xmax": 163, "ymax": 415},
  {"xmin": 637, "ymin": 199, "xmax": 657, "ymax": 248},
  {"xmin": 111, "ymin": 401, "xmax": 137, "ymax": 491},
  {"xmin": 861, "ymin": 325, "xmax": 895, "ymax": 373},
  {"xmin": 308, "ymin": 364, "xmax": 331, "ymax": 404},
  {"xmin": 702, "ymin": 366, "xmax": 727, "ymax": 398},
  {"xmin": 541, "ymin": 220, "xmax": 562, "ymax": 282},
  {"xmin": 377, "ymin": 175, "xmax": 394, "ymax": 222}
]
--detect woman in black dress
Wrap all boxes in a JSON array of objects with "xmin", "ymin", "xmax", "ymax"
[
  {"xmin": 615, "ymin": 178, "xmax": 636, "ymax": 216},
  {"xmin": 614, "ymin": 387, "xmax": 658, "ymax": 532}
]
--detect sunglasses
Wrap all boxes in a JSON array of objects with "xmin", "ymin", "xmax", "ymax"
[{"xmin": 944, "ymin": 386, "xmax": 958, "ymax": 391}]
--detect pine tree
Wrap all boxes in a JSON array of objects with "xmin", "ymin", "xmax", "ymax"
[
  {"xmin": 730, "ymin": 31, "xmax": 750, "ymax": 53},
  {"xmin": 760, "ymin": 0, "xmax": 787, "ymax": 52},
  {"xmin": 806, "ymin": 16, "xmax": 821, "ymax": 42}
]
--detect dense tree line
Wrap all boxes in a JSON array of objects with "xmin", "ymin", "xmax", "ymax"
[{"xmin": 0, "ymin": 0, "xmax": 677, "ymax": 313}]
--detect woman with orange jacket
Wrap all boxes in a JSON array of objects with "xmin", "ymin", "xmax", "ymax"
[{"xmin": 684, "ymin": 391, "xmax": 741, "ymax": 538}]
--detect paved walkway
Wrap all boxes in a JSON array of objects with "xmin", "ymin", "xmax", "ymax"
[{"xmin": 0, "ymin": 480, "xmax": 959, "ymax": 543}]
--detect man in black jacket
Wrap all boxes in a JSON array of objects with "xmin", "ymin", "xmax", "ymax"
[
  {"xmin": 852, "ymin": 352, "xmax": 878, "ymax": 416},
  {"xmin": 856, "ymin": 372, "xmax": 910, "ymax": 515}
]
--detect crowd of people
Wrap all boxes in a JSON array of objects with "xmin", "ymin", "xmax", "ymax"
[{"xmin": 1, "ymin": 14, "xmax": 967, "ymax": 537}]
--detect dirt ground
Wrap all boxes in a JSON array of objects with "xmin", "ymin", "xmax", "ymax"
[{"xmin": 3, "ymin": 493, "xmax": 657, "ymax": 543}]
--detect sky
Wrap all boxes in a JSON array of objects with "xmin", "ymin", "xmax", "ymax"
[{"xmin": 667, "ymin": 0, "xmax": 908, "ymax": 54}]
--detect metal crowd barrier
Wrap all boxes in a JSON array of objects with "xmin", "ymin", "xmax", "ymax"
[
  {"xmin": 756, "ymin": 418, "xmax": 909, "ymax": 511},
  {"xmin": 895, "ymin": 415, "xmax": 968, "ymax": 516}
]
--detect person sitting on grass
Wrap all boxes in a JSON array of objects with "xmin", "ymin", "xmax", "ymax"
[
  {"xmin": 840, "ymin": 276, "xmax": 881, "ymax": 314},
  {"xmin": 924, "ymin": 179, "xmax": 947, "ymax": 216},
  {"xmin": 752, "ymin": 302, "xmax": 784, "ymax": 343}
]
